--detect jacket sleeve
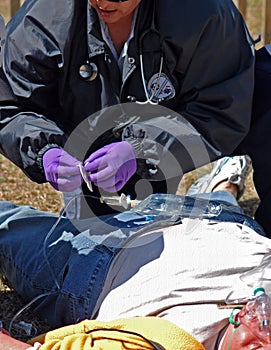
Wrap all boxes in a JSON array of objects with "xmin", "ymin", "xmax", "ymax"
[
  {"xmin": 0, "ymin": 104, "xmax": 66, "ymax": 183},
  {"xmin": 123, "ymin": 5, "xmax": 255, "ymax": 180},
  {"xmin": 0, "ymin": 0, "xmax": 70, "ymax": 183},
  {"xmin": 0, "ymin": 75, "xmax": 66, "ymax": 183}
]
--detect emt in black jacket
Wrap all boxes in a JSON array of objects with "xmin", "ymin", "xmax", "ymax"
[{"xmin": 0, "ymin": 0, "xmax": 264, "ymax": 227}]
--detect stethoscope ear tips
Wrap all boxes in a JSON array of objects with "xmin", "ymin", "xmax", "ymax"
[{"xmin": 79, "ymin": 61, "xmax": 98, "ymax": 81}]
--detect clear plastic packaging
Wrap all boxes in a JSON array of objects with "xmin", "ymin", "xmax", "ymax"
[{"xmin": 130, "ymin": 193, "xmax": 222, "ymax": 218}]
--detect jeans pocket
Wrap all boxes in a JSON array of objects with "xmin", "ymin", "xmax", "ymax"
[{"xmin": 55, "ymin": 243, "xmax": 118, "ymax": 325}]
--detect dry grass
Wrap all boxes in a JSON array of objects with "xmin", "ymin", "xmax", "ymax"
[
  {"xmin": 0, "ymin": 155, "xmax": 62, "ymax": 213},
  {"xmin": 0, "ymin": 0, "xmax": 263, "ymax": 342}
]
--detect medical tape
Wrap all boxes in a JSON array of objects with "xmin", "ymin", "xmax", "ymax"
[{"xmin": 78, "ymin": 163, "xmax": 93, "ymax": 192}]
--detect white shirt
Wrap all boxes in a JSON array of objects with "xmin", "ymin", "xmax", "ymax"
[{"xmin": 99, "ymin": 8, "xmax": 138, "ymax": 72}]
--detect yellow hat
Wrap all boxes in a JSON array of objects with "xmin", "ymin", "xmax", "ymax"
[{"xmin": 30, "ymin": 317, "xmax": 205, "ymax": 350}]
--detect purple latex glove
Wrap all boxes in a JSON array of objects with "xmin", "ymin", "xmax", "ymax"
[
  {"xmin": 84, "ymin": 141, "xmax": 137, "ymax": 192},
  {"xmin": 42, "ymin": 148, "xmax": 83, "ymax": 192}
]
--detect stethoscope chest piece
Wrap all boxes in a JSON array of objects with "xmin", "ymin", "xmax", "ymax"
[{"xmin": 79, "ymin": 62, "xmax": 98, "ymax": 81}]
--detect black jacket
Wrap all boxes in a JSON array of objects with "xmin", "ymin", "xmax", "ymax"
[{"xmin": 0, "ymin": 0, "xmax": 255, "ymax": 185}]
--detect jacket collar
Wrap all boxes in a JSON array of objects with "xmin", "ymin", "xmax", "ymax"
[{"xmin": 87, "ymin": 3, "xmax": 106, "ymax": 58}]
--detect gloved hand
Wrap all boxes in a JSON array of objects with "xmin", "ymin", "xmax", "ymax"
[
  {"xmin": 42, "ymin": 148, "xmax": 83, "ymax": 192},
  {"xmin": 84, "ymin": 141, "xmax": 137, "ymax": 192}
]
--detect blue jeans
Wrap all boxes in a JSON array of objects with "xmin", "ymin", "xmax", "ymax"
[{"xmin": 0, "ymin": 193, "xmax": 266, "ymax": 328}]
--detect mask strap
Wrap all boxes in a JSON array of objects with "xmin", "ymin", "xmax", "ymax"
[
  {"xmin": 227, "ymin": 306, "xmax": 243, "ymax": 350},
  {"xmin": 229, "ymin": 306, "xmax": 243, "ymax": 326}
]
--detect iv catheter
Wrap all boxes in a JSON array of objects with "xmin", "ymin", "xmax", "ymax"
[
  {"xmin": 100, "ymin": 193, "xmax": 140, "ymax": 209},
  {"xmin": 78, "ymin": 162, "xmax": 140, "ymax": 209}
]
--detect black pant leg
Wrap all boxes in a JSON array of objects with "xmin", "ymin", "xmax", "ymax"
[
  {"xmin": 235, "ymin": 46, "xmax": 271, "ymax": 237},
  {"xmin": 237, "ymin": 109, "xmax": 271, "ymax": 237}
]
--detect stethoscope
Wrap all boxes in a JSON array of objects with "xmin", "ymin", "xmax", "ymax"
[
  {"xmin": 136, "ymin": 15, "xmax": 164, "ymax": 105},
  {"xmin": 79, "ymin": 4, "xmax": 165, "ymax": 105},
  {"xmin": 79, "ymin": 61, "xmax": 98, "ymax": 81}
]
